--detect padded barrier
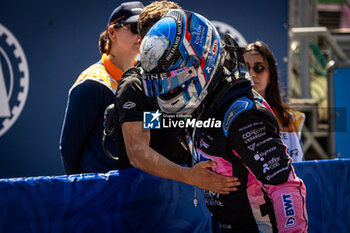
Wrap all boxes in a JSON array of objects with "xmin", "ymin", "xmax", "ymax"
[
  {"xmin": 0, "ymin": 159, "xmax": 349, "ymax": 233},
  {"xmin": 293, "ymin": 159, "xmax": 350, "ymax": 233},
  {"xmin": 334, "ymin": 67, "xmax": 350, "ymax": 158},
  {"xmin": 0, "ymin": 169, "xmax": 211, "ymax": 233}
]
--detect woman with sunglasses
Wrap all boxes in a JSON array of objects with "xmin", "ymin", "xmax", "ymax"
[
  {"xmin": 59, "ymin": 2, "xmax": 144, "ymax": 174},
  {"xmin": 244, "ymin": 41, "xmax": 305, "ymax": 162}
]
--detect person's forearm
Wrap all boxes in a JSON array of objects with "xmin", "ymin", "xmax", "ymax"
[
  {"xmin": 121, "ymin": 121, "xmax": 240, "ymax": 193},
  {"xmin": 127, "ymin": 141, "xmax": 192, "ymax": 184},
  {"xmin": 127, "ymin": 142, "xmax": 241, "ymax": 194}
]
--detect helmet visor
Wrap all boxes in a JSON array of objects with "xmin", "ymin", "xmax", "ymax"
[{"xmin": 142, "ymin": 66, "xmax": 196, "ymax": 97}]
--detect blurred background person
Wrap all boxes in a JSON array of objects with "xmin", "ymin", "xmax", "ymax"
[
  {"xmin": 59, "ymin": 1, "xmax": 144, "ymax": 174},
  {"xmin": 244, "ymin": 41, "xmax": 305, "ymax": 162}
]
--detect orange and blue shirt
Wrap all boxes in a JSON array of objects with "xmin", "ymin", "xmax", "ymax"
[{"xmin": 59, "ymin": 54, "xmax": 129, "ymax": 174}]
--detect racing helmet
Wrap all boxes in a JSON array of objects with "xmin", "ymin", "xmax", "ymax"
[{"xmin": 140, "ymin": 9, "xmax": 224, "ymax": 114}]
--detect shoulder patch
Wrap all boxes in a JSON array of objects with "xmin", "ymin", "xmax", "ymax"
[{"xmin": 222, "ymin": 96, "xmax": 254, "ymax": 137}]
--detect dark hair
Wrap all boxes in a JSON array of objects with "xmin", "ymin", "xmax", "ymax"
[
  {"xmin": 138, "ymin": 0, "xmax": 180, "ymax": 39},
  {"xmin": 98, "ymin": 30, "xmax": 110, "ymax": 54},
  {"xmin": 245, "ymin": 41, "xmax": 292, "ymax": 127},
  {"xmin": 98, "ymin": 23, "xmax": 122, "ymax": 54}
]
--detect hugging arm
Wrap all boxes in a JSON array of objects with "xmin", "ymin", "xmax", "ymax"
[{"xmin": 122, "ymin": 121, "xmax": 240, "ymax": 194}]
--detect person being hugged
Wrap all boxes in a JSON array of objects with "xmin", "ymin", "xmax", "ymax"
[{"xmin": 139, "ymin": 9, "xmax": 308, "ymax": 232}]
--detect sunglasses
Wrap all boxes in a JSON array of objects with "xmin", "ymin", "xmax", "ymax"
[
  {"xmin": 119, "ymin": 23, "xmax": 138, "ymax": 34},
  {"xmin": 249, "ymin": 64, "xmax": 267, "ymax": 74}
]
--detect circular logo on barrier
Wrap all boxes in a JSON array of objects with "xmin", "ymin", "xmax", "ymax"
[
  {"xmin": 0, "ymin": 24, "xmax": 29, "ymax": 137},
  {"xmin": 211, "ymin": 21, "xmax": 248, "ymax": 47}
]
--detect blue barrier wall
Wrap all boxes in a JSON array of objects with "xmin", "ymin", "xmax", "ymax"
[
  {"xmin": 0, "ymin": 0, "xmax": 288, "ymax": 178},
  {"xmin": 0, "ymin": 169, "xmax": 212, "ymax": 233},
  {"xmin": 0, "ymin": 160, "xmax": 349, "ymax": 233},
  {"xmin": 333, "ymin": 67, "xmax": 350, "ymax": 158},
  {"xmin": 293, "ymin": 159, "xmax": 350, "ymax": 233}
]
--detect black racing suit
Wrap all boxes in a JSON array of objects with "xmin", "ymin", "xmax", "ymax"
[{"xmin": 190, "ymin": 71, "xmax": 308, "ymax": 233}]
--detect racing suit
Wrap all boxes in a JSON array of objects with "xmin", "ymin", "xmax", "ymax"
[{"xmin": 191, "ymin": 70, "xmax": 308, "ymax": 233}]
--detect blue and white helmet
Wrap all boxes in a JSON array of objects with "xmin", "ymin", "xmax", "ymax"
[{"xmin": 140, "ymin": 9, "xmax": 224, "ymax": 114}]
